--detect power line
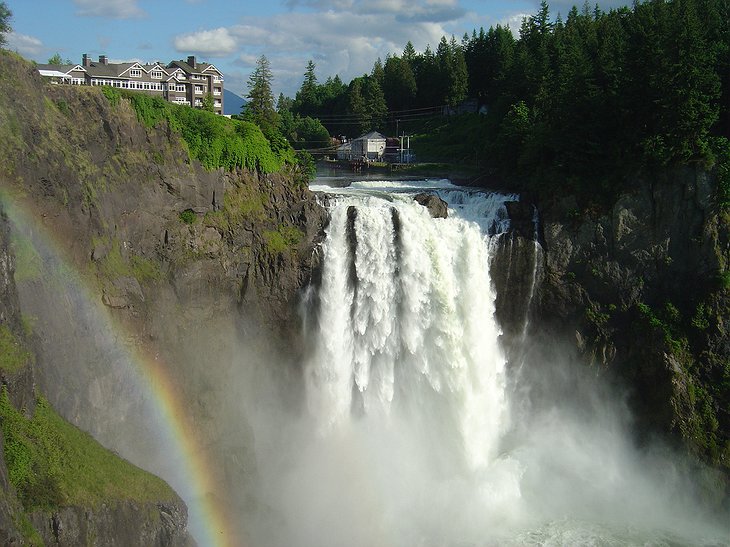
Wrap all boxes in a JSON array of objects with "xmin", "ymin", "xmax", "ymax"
[{"xmin": 312, "ymin": 104, "xmax": 445, "ymax": 120}]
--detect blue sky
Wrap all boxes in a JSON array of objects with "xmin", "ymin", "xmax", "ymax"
[{"xmin": 6, "ymin": 0, "xmax": 630, "ymax": 98}]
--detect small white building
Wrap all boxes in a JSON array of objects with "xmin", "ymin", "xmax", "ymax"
[{"xmin": 351, "ymin": 131, "xmax": 386, "ymax": 161}]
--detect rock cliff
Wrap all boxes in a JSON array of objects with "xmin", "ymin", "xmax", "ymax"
[
  {"xmin": 0, "ymin": 204, "xmax": 192, "ymax": 546},
  {"xmin": 0, "ymin": 50, "xmax": 327, "ymax": 543},
  {"xmin": 493, "ymin": 166, "xmax": 729, "ymax": 501}
]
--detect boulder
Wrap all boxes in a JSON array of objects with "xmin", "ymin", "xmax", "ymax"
[{"xmin": 414, "ymin": 193, "xmax": 448, "ymax": 218}]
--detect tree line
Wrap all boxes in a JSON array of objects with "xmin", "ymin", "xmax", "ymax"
[{"xmin": 245, "ymin": 0, "xmax": 728, "ymax": 195}]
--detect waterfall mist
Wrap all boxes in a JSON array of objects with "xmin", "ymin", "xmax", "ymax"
[
  {"xmin": 238, "ymin": 178, "xmax": 729, "ymax": 547},
  {"xmin": 10, "ymin": 177, "xmax": 728, "ymax": 546}
]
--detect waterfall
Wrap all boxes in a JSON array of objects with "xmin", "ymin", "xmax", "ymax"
[
  {"xmin": 249, "ymin": 178, "xmax": 728, "ymax": 547},
  {"xmin": 305, "ymin": 181, "xmax": 515, "ymax": 476}
]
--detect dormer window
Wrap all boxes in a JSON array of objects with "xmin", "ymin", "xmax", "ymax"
[
  {"xmin": 151, "ymin": 70, "xmax": 162, "ymax": 79},
  {"xmin": 130, "ymin": 68, "xmax": 141, "ymax": 77}
]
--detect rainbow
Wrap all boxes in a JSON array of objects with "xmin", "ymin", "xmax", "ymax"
[{"xmin": 1, "ymin": 191, "xmax": 242, "ymax": 547}]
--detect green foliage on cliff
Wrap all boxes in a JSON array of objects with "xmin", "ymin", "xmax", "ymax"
[
  {"xmin": 0, "ymin": 389, "xmax": 176, "ymax": 511},
  {"xmin": 637, "ymin": 301, "xmax": 688, "ymax": 355},
  {"xmin": 178, "ymin": 209, "xmax": 196, "ymax": 224},
  {"xmin": 96, "ymin": 237, "xmax": 161, "ymax": 284},
  {"xmin": 636, "ymin": 297, "xmax": 729, "ymax": 465},
  {"xmin": 203, "ymin": 182, "xmax": 267, "ymax": 233},
  {"xmin": 101, "ymin": 87, "xmax": 299, "ymax": 174},
  {"xmin": 713, "ymin": 138, "xmax": 730, "ymax": 208},
  {"xmin": 0, "ymin": 325, "xmax": 32, "ymax": 373},
  {"xmin": 264, "ymin": 225, "xmax": 304, "ymax": 255}
]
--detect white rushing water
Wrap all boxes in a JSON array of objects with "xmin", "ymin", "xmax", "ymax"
[
  {"xmin": 305, "ymin": 182, "xmax": 513, "ymax": 471},
  {"xmin": 247, "ymin": 177, "xmax": 729, "ymax": 547}
]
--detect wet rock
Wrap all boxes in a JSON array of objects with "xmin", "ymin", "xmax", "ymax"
[
  {"xmin": 29, "ymin": 499, "xmax": 193, "ymax": 547},
  {"xmin": 530, "ymin": 165, "xmax": 730, "ymax": 469},
  {"xmin": 414, "ymin": 193, "xmax": 448, "ymax": 218}
]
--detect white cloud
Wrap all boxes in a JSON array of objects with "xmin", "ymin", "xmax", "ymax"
[
  {"xmin": 173, "ymin": 0, "xmax": 519, "ymax": 98},
  {"xmin": 6, "ymin": 32, "xmax": 44, "ymax": 57},
  {"xmin": 174, "ymin": 27, "xmax": 238, "ymax": 56},
  {"xmin": 216, "ymin": 10, "xmax": 449, "ymax": 97},
  {"xmin": 73, "ymin": 0, "xmax": 145, "ymax": 19},
  {"xmin": 284, "ymin": 0, "xmax": 464, "ymax": 20}
]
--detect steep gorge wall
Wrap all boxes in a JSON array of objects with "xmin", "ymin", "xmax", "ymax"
[
  {"xmin": 0, "ymin": 207, "xmax": 192, "ymax": 546},
  {"xmin": 494, "ymin": 166, "xmax": 729, "ymax": 497},
  {"xmin": 0, "ymin": 51, "xmax": 327, "ymax": 542}
]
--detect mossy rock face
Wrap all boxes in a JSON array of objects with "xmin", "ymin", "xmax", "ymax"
[
  {"xmin": 0, "ymin": 389, "xmax": 191, "ymax": 545},
  {"xmin": 0, "ymin": 325, "xmax": 33, "ymax": 374},
  {"xmin": 0, "ymin": 390, "xmax": 177, "ymax": 511},
  {"xmin": 525, "ymin": 165, "xmax": 730, "ymax": 476}
]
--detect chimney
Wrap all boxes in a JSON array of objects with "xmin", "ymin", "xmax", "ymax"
[
  {"xmin": 187, "ymin": 55, "xmax": 196, "ymax": 69},
  {"xmin": 99, "ymin": 55, "xmax": 108, "ymax": 65},
  {"xmin": 82, "ymin": 54, "xmax": 90, "ymax": 67}
]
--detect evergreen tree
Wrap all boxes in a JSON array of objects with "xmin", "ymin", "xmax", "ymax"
[
  {"xmin": 244, "ymin": 55, "xmax": 279, "ymax": 136},
  {"xmin": 363, "ymin": 76, "xmax": 387, "ymax": 130},
  {"xmin": 201, "ymin": 93, "xmax": 215, "ymax": 112},
  {"xmin": 412, "ymin": 45, "xmax": 440, "ymax": 107},
  {"xmin": 0, "ymin": 1, "xmax": 11, "ymax": 47},
  {"xmin": 47, "ymin": 53, "xmax": 71, "ymax": 65},
  {"xmin": 371, "ymin": 57, "xmax": 385, "ymax": 87},
  {"xmin": 436, "ymin": 36, "xmax": 468, "ymax": 107},
  {"xmin": 661, "ymin": 0, "xmax": 721, "ymax": 160},
  {"xmin": 296, "ymin": 60, "xmax": 319, "ymax": 117},
  {"xmin": 277, "ymin": 93, "xmax": 293, "ymax": 113},
  {"xmin": 383, "ymin": 55, "xmax": 417, "ymax": 111},
  {"xmin": 403, "ymin": 41, "xmax": 417, "ymax": 64},
  {"xmin": 348, "ymin": 78, "xmax": 368, "ymax": 135}
]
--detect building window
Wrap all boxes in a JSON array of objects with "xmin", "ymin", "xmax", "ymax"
[
  {"xmin": 176, "ymin": 85, "xmax": 185, "ymax": 92},
  {"xmin": 151, "ymin": 70, "xmax": 162, "ymax": 79},
  {"xmin": 130, "ymin": 68, "xmax": 141, "ymax": 77}
]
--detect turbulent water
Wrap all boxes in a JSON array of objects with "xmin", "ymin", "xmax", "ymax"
[{"xmin": 243, "ymin": 176, "xmax": 729, "ymax": 547}]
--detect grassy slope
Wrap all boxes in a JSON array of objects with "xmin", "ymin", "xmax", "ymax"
[{"xmin": 0, "ymin": 389, "xmax": 176, "ymax": 512}]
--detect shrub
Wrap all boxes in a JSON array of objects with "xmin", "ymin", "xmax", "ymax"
[
  {"xmin": 100, "ymin": 86, "xmax": 121, "ymax": 107},
  {"xmin": 263, "ymin": 225, "xmax": 303, "ymax": 255},
  {"xmin": 179, "ymin": 209, "xmax": 196, "ymax": 224}
]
